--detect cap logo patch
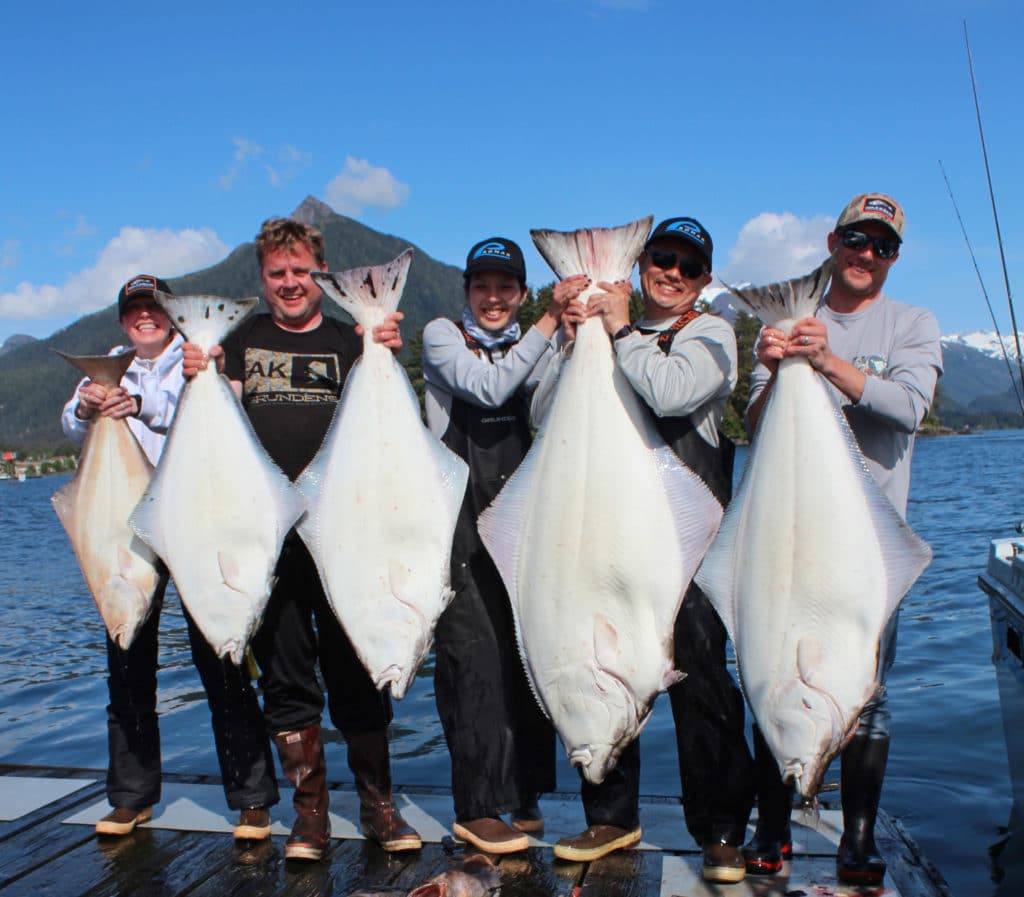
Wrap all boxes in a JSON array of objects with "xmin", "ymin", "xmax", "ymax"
[
  {"xmin": 665, "ymin": 221, "xmax": 706, "ymax": 246},
  {"xmin": 125, "ymin": 275, "xmax": 157, "ymax": 295},
  {"xmin": 472, "ymin": 241, "xmax": 512, "ymax": 261},
  {"xmin": 862, "ymin": 198, "xmax": 896, "ymax": 222}
]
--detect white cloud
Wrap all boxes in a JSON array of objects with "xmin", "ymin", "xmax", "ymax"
[
  {"xmin": 325, "ymin": 157, "xmax": 410, "ymax": 216},
  {"xmin": 1, "ymin": 240, "xmax": 19, "ymax": 270},
  {"xmin": 0, "ymin": 227, "xmax": 229, "ymax": 321},
  {"xmin": 719, "ymin": 212, "xmax": 833, "ymax": 285},
  {"xmin": 219, "ymin": 136, "xmax": 265, "ymax": 190}
]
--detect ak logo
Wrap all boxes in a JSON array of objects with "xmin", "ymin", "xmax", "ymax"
[{"xmin": 473, "ymin": 241, "xmax": 512, "ymax": 261}]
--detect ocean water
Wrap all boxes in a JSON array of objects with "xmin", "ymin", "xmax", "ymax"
[{"xmin": 1, "ymin": 430, "xmax": 1022, "ymax": 897}]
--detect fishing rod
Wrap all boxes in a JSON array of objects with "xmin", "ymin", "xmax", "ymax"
[
  {"xmin": 939, "ymin": 159, "xmax": 1024, "ymax": 415},
  {"xmin": 963, "ymin": 20, "xmax": 1024, "ymax": 404}
]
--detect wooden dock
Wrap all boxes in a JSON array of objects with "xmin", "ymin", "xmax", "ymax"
[{"xmin": 0, "ymin": 765, "xmax": 951, "ymax": 896}]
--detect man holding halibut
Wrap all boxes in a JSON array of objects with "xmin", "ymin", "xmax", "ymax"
[
  {"xmin": 539, "ymin": 218, "xmax": 756, "ymax": 884},
  {"xmin": 183, "ymin": 218, "xmax": 420, "ymax": 861},
  {"xmin": 743, "ymin": 194, "xmax": 942, "ymax": 886}
]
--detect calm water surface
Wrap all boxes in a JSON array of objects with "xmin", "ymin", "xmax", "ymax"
[{"xmin": 1, "ymin": 430, "xmax": 1022, "ymax": 897}]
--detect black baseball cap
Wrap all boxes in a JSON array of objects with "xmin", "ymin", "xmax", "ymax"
[
  {"xmin": 464, "ymin": 237, "xmax": 527, "ymax": 284},
  {"xmin": 645, "ymin": 217, "xmax": 713, "ymax": 270},
  {"xmin": 117, "ymin": 274, "xmax": 172, "ymax": 317}
]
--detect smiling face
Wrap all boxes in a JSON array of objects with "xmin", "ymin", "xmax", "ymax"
[
  {"xmin": 826, "ymin": 220, "xmax": 899, "ymax": 309},
  {"xmin": 119, "ymin": 298, "xmax": 174, "ymax": 359},
  {"xmin": 638, "ymin": 237, "xmax": 712, "ymax": 320},
  {"xmin": 466, "ymin": 269, "xmax": 527, "ymax": 332},
  {"xmin": 260, "ymin": 243, "xmax": 328, "ymax": 332}
]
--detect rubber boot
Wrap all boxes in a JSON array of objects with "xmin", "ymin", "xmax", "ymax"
[
  {"xmin": 836, "ymin": 733, "xmax": 889, "ymax": 885},
  {"xmin": 274, "ymin": 725, "xmax": 330, "ymax": 861},
  {"xmin": 742, "ymin": 725, "xmax": 794, "ymax": 875},
  {"xmin": 345, "ymin": 728, "xmax": 422, "ymax": 851}
]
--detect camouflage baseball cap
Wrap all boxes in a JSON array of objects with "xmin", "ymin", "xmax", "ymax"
[{"xmin": 836, "ymin": 193, "xmax": 904, "ymax": 240}]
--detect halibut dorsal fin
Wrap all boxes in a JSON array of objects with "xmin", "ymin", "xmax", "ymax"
[
  {"xmin": 720, "ymin": 257, "xmax": 834, "ymax": 331},
  {"xmin": 311, "ymin": 249, "xmax": 413, "ymax": 332}
]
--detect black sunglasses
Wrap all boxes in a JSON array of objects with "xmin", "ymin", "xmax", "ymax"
[
  {"xmin": 839, "ymin": 229, "xmax": 900, "ymax": 260},
  {"xmin": 647, "ymin": 249, "xmax": 706, "ymax": 279}
]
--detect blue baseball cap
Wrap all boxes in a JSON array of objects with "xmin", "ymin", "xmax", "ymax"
[
  {"xmin": 645, "ymin": 217, "xmax": 713, "ymax": 270},
  {"xmin": 464, "ymin": 237, "xmax": 527, "ymax": 283}
]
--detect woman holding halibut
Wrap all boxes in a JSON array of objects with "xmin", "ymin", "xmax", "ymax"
[{"xmin": 421, "ymin": 237, "xmax": 578, "ymax": 853}]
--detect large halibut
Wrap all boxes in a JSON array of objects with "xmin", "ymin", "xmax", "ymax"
[
  {"xmin": 297, "ymin": 250, "xmax": 469, "ymax": 700},
  {"xmin": 129, "ymin": 294, "xmax": 305, "ymax": 664},
  {"xmin": 52, "ymin": 351, "xmax": 161, "ymax": 648},
  {"xmin": 695, "ymin": 261, "xmax": 932, "ymax": 797},
  {"xmin": 478, "ymin": 219, "xmax": 723, "ymax": 784}
]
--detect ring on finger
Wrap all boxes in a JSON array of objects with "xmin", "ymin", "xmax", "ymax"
[{"xmin": 801, "ymin": 336, "xmax": 810, "ymax": 345}]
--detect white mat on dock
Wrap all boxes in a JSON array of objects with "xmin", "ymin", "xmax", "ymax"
[
  {"xmin": 61, "ymin": 783, "xmax": 842, "ymax": 854},
  {"xmin": 0, "ymin": 776, "xmax": 96, "ymax": 821}
]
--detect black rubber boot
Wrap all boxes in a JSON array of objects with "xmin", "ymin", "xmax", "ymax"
[
  {"xmin": 742, "ymin": 725, "xmax": 793, "ymax": 875},
  {"xmin": 345, "ymin": 728, "xmax": 422, "ymax": 851},
  {"xmin": 836, "ymin": 733, "xmax": 889, "ymax": 885},
  {"xmin": 273, "ymin": 725, "xmax": 330, "ymax": 861}
]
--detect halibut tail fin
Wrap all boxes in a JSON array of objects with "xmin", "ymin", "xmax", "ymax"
[
  {"xmin": 530, "ymin": 217, "xmax": 653, "ymax": 286},
  {"xmin": 311, "ymin": 249, "xmax": 413, "ymax": 331},
  {"xmin": 720, "ymin": 257, "xmax": 834, "ymax": 330}
]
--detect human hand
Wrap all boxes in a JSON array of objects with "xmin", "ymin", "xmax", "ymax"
[
  {"xmin": 182, "ymin": 343, "xmax": 223, "ymax": 378},
  {"xmin": 587, "ymin": 281, "xmax": 632, "ymax": 335}
]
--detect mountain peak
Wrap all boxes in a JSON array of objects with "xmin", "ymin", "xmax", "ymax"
[{"xmin": 292, "ymin": 196, "xmax": 337, "ymax": 227}]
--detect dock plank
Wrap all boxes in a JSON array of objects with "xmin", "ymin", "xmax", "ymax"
[{"xmin": 0, "ymin": 768, "xmax": 952, "ymax": 897}]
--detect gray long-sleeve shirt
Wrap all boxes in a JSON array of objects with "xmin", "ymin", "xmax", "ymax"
[
  {"xmin": 748, "ymin": 293, "xmax": 943, "ymax": 517},
  {"xmin": 421, "ymin": 317, "xmax": 558, "ymax": 438}
]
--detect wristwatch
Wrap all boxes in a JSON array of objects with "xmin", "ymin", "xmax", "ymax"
[
  {"xmin": 613, "ymin": 324, "xmax": 633, "ymax": 341},
  {"xmin": 130, "ymin": 395, "xmax": 142, "ymax": 417}
]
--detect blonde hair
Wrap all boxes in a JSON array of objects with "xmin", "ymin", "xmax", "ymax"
[{"xmin": 255, "ymin": 218, "xmax": 326, "ymax": 268}]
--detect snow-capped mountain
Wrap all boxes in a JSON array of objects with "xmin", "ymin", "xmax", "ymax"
[{"xmin": 942, "ymin": 330, "xmax": 1024, "ymax": 362}]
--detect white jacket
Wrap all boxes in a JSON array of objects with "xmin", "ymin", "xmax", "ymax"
[{"xmin": 61, "ymin": 334, "xmax": 185, "ymax": 466}]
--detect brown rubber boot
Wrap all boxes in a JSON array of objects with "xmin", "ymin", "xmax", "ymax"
[
  {"xmin": 345, "ymin": 728, "xmax": 422, "ymax": 851},
  {"xmin": 274, "ymin": 725, "xmax": 331, "ymax": 861}
]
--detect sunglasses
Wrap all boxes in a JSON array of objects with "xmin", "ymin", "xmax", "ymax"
[
  {"xmin": 839, "ymin": 229, "xmax": 900, "ymax": 260},
  {"xmin": 647, "ymin": 249, "xmax": 706, "ymax": 279}
]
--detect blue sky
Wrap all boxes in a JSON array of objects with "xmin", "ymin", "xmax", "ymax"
[{"xmin": 1, "ymin": 1, "xmax": 1021, "ymax": 345}]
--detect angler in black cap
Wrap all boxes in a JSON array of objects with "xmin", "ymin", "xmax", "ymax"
[
  {"xmin": 420, "ymin": 237, "xmax": 582, "ymax": 853},
  {"xmin": 61, "ymin": 274, "xmax": 280, "ymax": 844},
  {"xmin": 537, "ymin": 217, "xmax": 755, "ymax": 884}
]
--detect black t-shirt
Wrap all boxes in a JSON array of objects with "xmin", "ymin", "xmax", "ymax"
[{"xmin": 222, "ymin": 314, "xmax": 362, "ymax": 480}]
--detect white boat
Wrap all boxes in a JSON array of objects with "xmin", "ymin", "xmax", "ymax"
[{"xmin": 978, "ymin": 532, "xmax": 1024, "ymax": 895}]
